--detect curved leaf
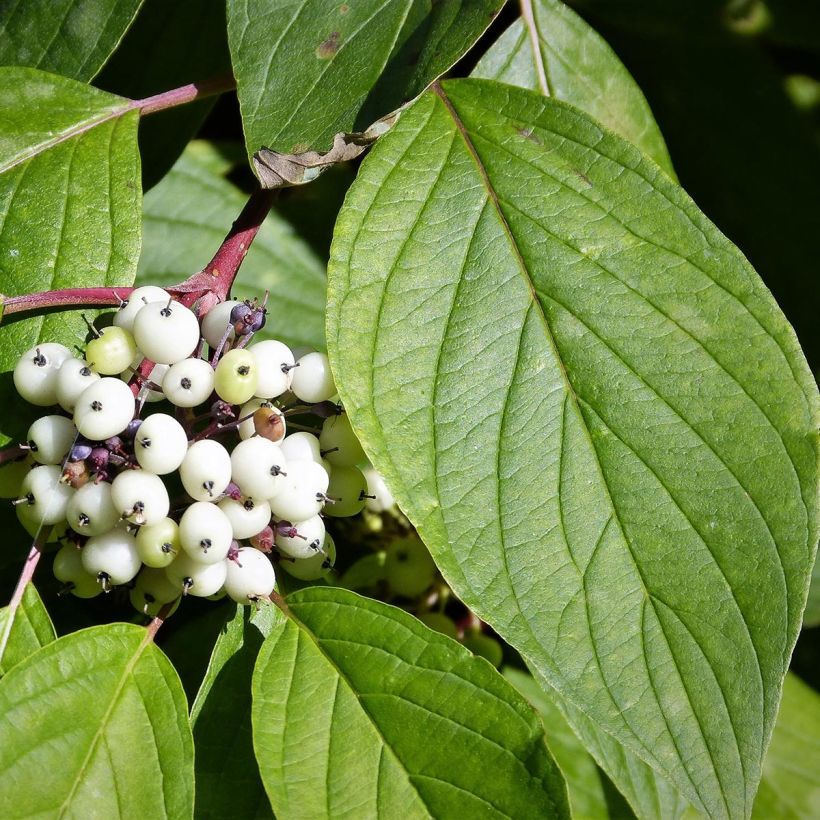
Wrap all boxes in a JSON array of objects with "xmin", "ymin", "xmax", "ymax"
[
  {"xmin": 226, "ymin": 0, "xmax": 504, "ymax": 159},
  {"xmin": 252, "ymin": 587, "xmax": 570, "ymax": 818},
  {"xmin": 0, "ymin": 582, "xmax": 55, "ymax": 676},
  {"xmin": 0, "ymin": 67, "xmax": 141, "ymax": 446},
  {"xmin": 804, "ymin": 552, "xmax": 820, "ymax": 627},
  {"xmin": 137, "ymin": 142, "xmax": 327, "ymax": 350},
  {"xmin": 192, "ymin": 603, "xmax": 283, "ymax": 820},
  {"xmin": 326, "ymin": 79, "xmax": 819, "ymax": 819},
  {"xmin": 0, "ymin": 623, "xmax": 193, "ymax": 818},
  {"xmin": 471, "ymin": 0, "xmax": 674, "ymax": 176},
  {"xmin": 0, "ymin": 0, "xmax": 144, "ymax": 81}
]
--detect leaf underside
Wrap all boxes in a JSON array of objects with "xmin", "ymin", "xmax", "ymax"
[
  {"xmin": 327, "ymin": 78, "xmax": 819, "ymax": 819},
  {"xmin": 252, "ymin": 587, "xmax": 570, "ymax": 819},
  {"xmin": 0, "ymin": 623, "xmax": 194, "ymax": 818}
]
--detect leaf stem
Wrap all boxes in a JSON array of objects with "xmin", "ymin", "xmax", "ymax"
[
  {"xmin": 0, "ymin": 529, "xmax": 49, "ymax": 665},
  {"xmin": 2, "ymin": 287, "xmax": 132, "ymax": 317},
  {"xmin": 135, "ymin": 73, "xmax": 236, "ymax": 116}
]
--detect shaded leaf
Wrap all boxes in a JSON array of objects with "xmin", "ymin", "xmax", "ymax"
[
  {"xmin": 95, "ymin": 0, "xmax": 232, "ymax": 190},
  {"xmin": 191, "ymin": 603, "xmax": 283, "ymax": 820},
  {"xmin": 0, "ymin": 582, "xmax": 56, "ymax": 676},
  {"xmin": 0, "ymin": 67, "xmax": 141, "ymax": 447},
  {"xmin": 0, "ymin": 623, "xmax": 193, "ymax": 818},
  {"xmin": 751, "ymin": 673, "xmax": 820, "ymax": 819},
  {"xmin": 137, "ymin": 142, "xmax": 327, "ymax": 350},
  {"xmin": 326, "ymin": 79, "xmax": 819, "ymax": 818},
  {"xmin": 805, "ymin": 554, "xmax": 820, "ymax": 627},
  {"xmin": 226, "ymin": 0, "xmax": 504, "ymax": 160},
  {"xmin": 253, "ymin": 587, "xmax": 570, "ymax": 818},
  {"xmin": 0, "ymin": 0, "xmax": 144, "ymax": 81},
  {"xmin": 472, "ymin": 0, "xmax": 673, "ymax": 176}
]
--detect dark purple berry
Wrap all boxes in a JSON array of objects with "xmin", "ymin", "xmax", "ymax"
[{"xmin": 70, "ymin": 442, "xmax": 93, "ymax": 462}]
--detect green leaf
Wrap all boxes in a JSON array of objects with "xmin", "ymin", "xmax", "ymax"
[
  {"xmin": 226, "ymin": 0, "xmax": 504, "ymax": 159},
  {"xmin": 252, "ymin": 587, "xmax": 570, "ymax": 818},
  {"xmin": 804, "ymin": 553, "xmax": 820, "ymax": 627},
  {"xmin": 137, "ymin": 141, "xmax": 327, "ymax": 350},
  {"xmin": 752, "ymin": 673, "xmax": 820, "ymax": 819},
  {"xmin": 95, "ymin": 0, "xmax": 232, "ymax": 190},
  {"xmin": 0, "ymin": 0, "xmax": 144, "ymax": 81},
  {"xmin": 0, "ymin": 623, "xmax": 194, "ymax": 818},
  {"xmin": 326, "ymin": 79, "xmax": 819, "ymax": 819},
  {"xmin": 0, "ymin": 67, "xmax": 141, "ymax": 446},
  {"xmin": 192, "ymin": 603, "xmax": 284, "ymax": 820},
  {"xmin": 504, "ymin": 667, "xmax": 613, "ymax": 819},
  {"xmin": 0, "ymin": 582, "xmax": 56, "ymax": 676},
  {"xmin": 471, "ymin": 0, "xmax": 674, "ymax": 177}
]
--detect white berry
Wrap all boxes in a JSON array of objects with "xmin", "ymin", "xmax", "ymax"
[
  {"xmin": 113, "ymin": 286, "xmax": 170, "ymax": 332},
  {"xmin": 73, "ymin": 378, "xmax": 135, "ymax": 440},
  {"xmin": 53, "ymin": 544, "xmax": 101, "ymax": 598},
  {"xmin": 201, "ymin": 300, "xmax": 238, "ymax": 349},
  {"xmin": 268, "ymin": 459, "xmax": 329, "ymax": 521},
  {"xmin": 17, "ymin": 464, "xmax": 74, "ymax": 527},
  {"xmin": 179, "ymin": 439, "xmax": 232, "ymax": 501},
  {"xmin": 165, "ymin": 553, "xmax": 227, "ymax": 597},
  {"xmin": 14, "ymin": 343, "xmax": 72, "ymax": 406},
  {"xmin": 178, "ymin": 501, "xmax": 233, "ymax": 563},
  {"xmin": 218, "ymin": 496, "xmax": 271, "ymax": 540},
  {"xmin": 364, "ymin": 467, "xmax": 395, "ymax": 513},
  {"xmin": 66, "ymin": 481, "xmax": 119, "ymax": 536},
  {"xmin": 81, "ymin": 528, "xmax": 141, "ymax": 586},
  {"xmin": 56, "ymin": 358, "xmax": 100, "ymax": 412},
  {"xmin": 132, "ymin": 299, "xmax": 200, "ymax": 364},
  {"xmin": 250, "ymin": 340, "xmax": 295, "ymax": 398},
  {"xmin": 225, "ymin": 548, "xmax": 276, "ymax": 603},
  {"xmin": 110, "ymin": 470, "xmax": 170, "ymax": 525},
  {"xmin": 290, "ymin": 352, "xmax": 335, "ymax": 403},
  {"xmin": 162, "ymin": 358, "xmax": 215, "ymax": 408},
  {"xmin": 134, "ymin": 413, "xmax": 188, "ymax": 474},
  {"xmin": 275, "ymin": 514, "xmax": 325, "ymax": 559},
  {"xmin": 230, "ymin": 438, "xmax": 288, "ymax": 500},
  {"xmin": 279, "ymin": 533, "xmax": 336, "ymax": 581},
  {"xmin": 319, "ymin": 413, "xmax": 365, "ymax": 467},
  {"xmin": 26, "ymin": 415, "xmax": 76, "ymax": 465}
]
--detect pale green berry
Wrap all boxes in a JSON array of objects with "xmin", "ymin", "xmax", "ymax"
[
  {"xmin": 384, "ymin": 536, "xmax": 436, "ymax": 598},
  {"xmin": 136, "ymin": 517, "xmax": 181, "ymax": 568},
  {"xmin": 324, "ymin": 465, "xmax": 367, "ymax": 518},
  {"xmin": 85, "ymin": 326, "xmax": 138, "ymax": 375},
  {"xmin": 214, "ymin": 349, "xmax": 258, "ymax": 405}
]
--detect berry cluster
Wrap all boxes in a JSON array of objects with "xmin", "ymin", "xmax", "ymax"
[{"xmin": 6, "ymin": 286, "xmax": 380, "ymax": 616}]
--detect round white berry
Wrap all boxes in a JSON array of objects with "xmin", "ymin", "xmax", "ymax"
[
  {"xmin": 165, "ymin": 553, "xmax": 227, "ymax": 597},
  {"xmin": 14, "ymin": 343, "xmax": 72, "ymax": 406},
  {"xmin": 201, "ymin": 300, "xmax": 239, "ymax": 349},
  {"xmin": 162, "ymin": 358, "xmax": 215, "ymax": 408},
  {"xmin": 268, "ymin": 459, "xmax": 329, "ymax": 521},
  {"xmin": 132, "ymin": 299, "xmax": 200, "ymax": 364},
  {"xmin": 290, "ymin": 352, "xmax": 335, "ymax": 403},
  {"xmin": 279, "ymin": 431, "xmax": 322, "ymax": 464},
  {"xmin": 85, "ymin": 326, "xmax": 138, "ymax": 376},
  {"xmin": 280, "ymin": 533, "xmax": 336, "ymax": 581},
  {"xmin": 230, "ymin": 438, "xmax": 288, "ymax": 500},
  {"xmin": 218, "ymin": 496, "xmax": 272, "ymax": 540},
  {"xmin": 17, "ymin": 464, "xmax": 74, "ymax": 527},
  {"xmin": 179, "ymin": 439, "xmax": 232, "ymax": 501},
  {"xmin": 52, "ymin": 544, "xmax": 101, "ymax": 598},
  {"xmin": 275, "ymin": 514, "xmax": 325, "ymax": 559},
  {"xmin": 113, "ymin": 286, "xmax": 170, "ymax": 332},
  {"xmin": 249, "ymin": 340, "xmax": 295, "ymax": 399},
  {"xmin": 363, "ymin": 467, "xmax": 395, "ymax": 513},
  {"xmin": 26, "ymin": 415, "xmax": 76, "ymax": 465},
  {"xmin": 319, "ymin": 413, "xmax": 365, "ymax": 467},
  {"xmin": 134, "ymin": 413, "xmax": 188, "ymax": 475},
  {"xmin": 73, "ymin": 378, "xmax": 135, "ymax": 440},
  {"xmin": 224, "ymin": 548, "xmax": 276, "ymax": 604},
  {"xmin": 81, "ymin": 528, "xmax": 141, "ymax": 586},
  {"xmin": 56, "ymin": 358, "xmax": 100, "ymax": 413},
  {"xmin": 110, "ymin": 470, "xmax": 169, "ymax": 526},
  {"xmin": 136, "ymin": 517, "xmax": 180, "ymax": 568},
  {"xmin": 178, "ymin": 501, "xmax": 233, "ymax": 564},
  {"xmin": 66, "ymin": 481, "xmax": 119, "ymax": 536}
]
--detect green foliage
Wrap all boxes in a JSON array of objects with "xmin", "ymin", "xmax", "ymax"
[
  {"xmin": 472, "ymin": 0, "xmax": 674, "ymax": 176},
  {"xmin": 0, "ymin": 0, "xmax": 144, "ymax": 81},
  {"xmin": 0, "ymin": 582, "xmax": 55, "ymax": 676},
  {"xmin": 137, "ymin": 142, "xmax": 327, "ymax": 349},
  {"xmin": 226, "ymin": 0, "xmax": 504, "ymax": 158},
  {"xmin": 192, "ymin": 603, "xmax": 284, "ymax": 819},
  {"xmin": 253, "ymin": 587, "xmax": 570, "ymax": 818},
  {"xmin": 326, "ymin": 78, "xmax": 819, "ymax": 817},
  {"xmin": 0, "ymin": 623, "xmax": 194, "ymax": 818},
  {"xmin": 0, "ymin": 67, "xmax": 140, "ymax": 446}
]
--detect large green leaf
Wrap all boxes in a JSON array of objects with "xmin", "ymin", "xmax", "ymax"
[
  {"xmin": 326, "ymin": 79, "xmax": 819, "ymax": 819},
  {"xmin": 0, "ymin": 582, "xmax": 55, "ymax": 676},
  {"xmin": 805, "ymin": 554, "xmax": 820, "ymax": 627},
  {"xmin": 192, "ymin": 603, "xmax": 283, "ymax": 819},
  {"xmin": 0, "ymin": 0, "xmax": 144, "ymax": 81},
  {"xmin": 138, "ymin": 142, "xmax": 327, "ymax": 350},
  {"xmin": 752, "ymin": 673, "xmax": 820, "ymax": 819},
  {"xmin": 0, "ymin": 67, "xmax": 141, "ymax": 446},
  {"xmin": 95, "ymin": 0, "xmax": 232, "ymax": 189},
  {"xmin": 471, "ymin": 0, "xmax": 673, "ymax": 176},
  {"xmin": 0, "ymin": 623, "xmax": 193, "ymax": 818},
  {"xmin": 252, "ymin": 587, "xmax": 570, "ymax": 818},
  {"xmin": 226, "ymin": 0, "xmax": 504, "ymax": 159}
]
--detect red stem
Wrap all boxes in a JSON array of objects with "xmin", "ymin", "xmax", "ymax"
[
  {"xmin": 2, "ymin": 287, "xmax": 133, "ymax": 316},
  {"xmin": 135, "ymin": 74, "xmax": 235, "ymax": 116}
]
